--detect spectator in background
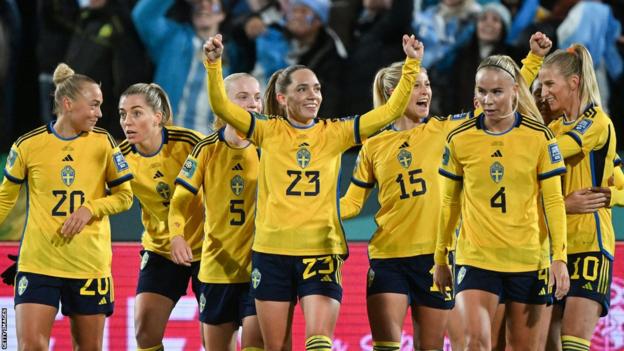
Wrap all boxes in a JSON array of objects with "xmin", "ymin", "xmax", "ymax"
[
  {"xmin": 133, "ymin": 0, "xmax": 225, "ymax": 135},
  {"xmin": 341, "ymin": 0, "xmax": 414, "ymax": 116},
  {"xmin": 0, "ymin": 0, "xmax": 20, "ymax": 151},
  {"xmin": 412, "ymin": 0, "xmax": 481, "ymax": 71},
  {"xmin": 36, "ymin": 0, "xmax": 78, "ymax": 124},
  {"xmin": 256, "ymin": 0, "xmax": 348, "ymax": 118},
  {"xmin": 63, "ymin": 0, "xmax": 153, "ymax": 139},
  {"xmin": 441, "ymin": 3, "xmax": 522, "ymax": 114},
  {"xmin": 557, "ymin": 0, "xmax": 622, "ymax": 110}
]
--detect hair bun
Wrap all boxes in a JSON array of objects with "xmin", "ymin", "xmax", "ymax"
[{"xmin": 52, "ymin": 63, "xmax": 75, "ymax": 86}]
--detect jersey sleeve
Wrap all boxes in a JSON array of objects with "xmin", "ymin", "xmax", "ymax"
[
  {"xmin": 438, "ymin": 142, "xmax": 463, "ymax": 181},
  {"xmin": 246, "ymin": 112, "xmax": 271, "ymax": 147},
  {"xmin": 610, "ymin": 163, "xmax": 624, "ymax": 207},
  {"xmin": 168, "ymin": 182, "xmax": 197, "ymax": 238},
  {"xmin": 358, "ymin": 57, "xmax": 420, "ymax": 138},
  {"xmin": 205, "ymin": 58, "xmax": 254, "ymax": 137},
  {"xmin": 558, "ymin": 114, "xmax": 610, "ymax": 158},
  {"xmin": 519, "ymin": 51, "xmax": 544, "ymax": 87},
  {"xmin": 540, "ymin": 175, "xmax": 567, "ymax": 262},
  {"xmin": 340, "ymin": 144, "xmax": 374, "ymax": 219},
  {"xmin": 4, "ymin": 144, "xmax": 26, "ymax": 184},
  {"xmin": 84, "ymin": 143, "xmax": 134, "ymax": 217},
  {"xmin": 537, "ymin": 139, "xmax": 567, "ymax": 180},
  {"xmin": 434, "ymin": 174, "xmax": 463, "ymax": 265},
  {"xmin": 174, "ymin": 144, "xmax": 207, "ymax": 196}
]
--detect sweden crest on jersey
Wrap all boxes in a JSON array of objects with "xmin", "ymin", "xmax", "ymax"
[
  {"xmin": 296, "ymin": 144, "xmax": 311, "ymax": 169},
  {"xmin": 61, "ymin": 165, "xmax": 76, "ymax": 186},
  {"xmin": 490, "ymin": 162, "xmax": 504, "ymax": 183},
  {"xmin": 230, "ymin": 175, "xmax": 244, "ymax": 196},
  {"xmin": 397, "ymin": 149, "xmax": 412, "ymax": 169},
  {"xmin": 156, "ymin": 181, "xmax": 171, "ymax": 200}
]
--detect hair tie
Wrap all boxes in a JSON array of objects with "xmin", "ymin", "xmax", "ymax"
[{"xmin": 566, "ymin": 47, "xmax": 576, "ymax": 55}]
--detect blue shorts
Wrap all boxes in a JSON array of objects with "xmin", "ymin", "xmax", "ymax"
[
  {"xmin": 367, "ymin": 254, "xmax": 454, "ymax": 309},
  {"xmin": 14, "ymin": 271, "xmax": 114, "ymax": 316},
  {"xmin": 136, "ymin": 250, "xmax": 201, "ymax": 303},
  {"xmin": 554, "ymin": 252, "xmax": 612, "ymax": 317},
  {"xmin": 455, "ymin": 265, "xmax": 549, "ymax": 304},
  {"xmin": 250, "ymin": 251, "xmax": 344, "ymax": 303},
  {"xmin": 198, "ymin": 282, "xmax": 256, "ymax": 326}
]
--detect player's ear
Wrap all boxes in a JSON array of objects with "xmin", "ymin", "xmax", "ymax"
[
  {"xmin": 276, "ymin": 93, "xmax": 287, "ymax": 107},
  {"xmin": 154, "ymin": 111, "xmax": 163, "ymax": 127},
  {"xmin": 62, "ymin": 96, "xmax": 73, "ymax": 112}
]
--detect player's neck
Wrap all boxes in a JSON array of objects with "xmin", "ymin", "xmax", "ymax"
[
  {"xmin": 224, "ymin": 124, "xmax": 250, "ymax": 148},
  {"xmin": 136, "ymin": 128, "xmax": 163, "ymax": 155},
  {"xmin": 53, "ymin": 118, "xmax": 82, "ymax": 138},
  {"xmin": 563, "ymin": 96, "xmax": 582, "ymax": 122},
  {"xmin": 483, "ymin": 112, "xmax": 515, "ymax": 133},
  {"xmin": 393, "ymin": 116, "xmax": 421, "ymax": 131}
]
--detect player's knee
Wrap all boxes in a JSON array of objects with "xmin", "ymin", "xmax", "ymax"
[
  {"xmin": 465, "ymin": 332, "xmax": 490, "ymax": 351},
  {"xmin": 135, "ymin": 323, "xmax": 161, "ymax": 349},
  {"xmin": 18, "ymin": 334, "xmax": 49, "ymax": 351},
  {"xmin": 72, "ymin": 338, "xmax": 104, "ymax": 351}
]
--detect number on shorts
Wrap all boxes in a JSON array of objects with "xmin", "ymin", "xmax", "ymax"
[
  {"xmin": 428, "ymin": 266, "xmax": 452, "ymax": 301},
  {"xmin": 302, "ymin": 255, "xmax": 335, "ymax": 280},
  {"xmin": 570, "ymin": 256, "xmax": 599, "ymax": 282},
  {"xmin": 79, "ymin": 277, "xmax": 110, "ymax": 296}
]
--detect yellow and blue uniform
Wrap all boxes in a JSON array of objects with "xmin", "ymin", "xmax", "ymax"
[
  {"xmin": 119, "ymin": 125, "xmax": 205, "ymax": 303},
  {"xmin": 341, "ymin": 122, "xmax": 454, "ymax": 308},
  {"xmin": 169, "ymin": 128, "xmax": 259, "ymax": 325},
  {"xmin": 435, "ymin": 113, "xmax": 567, "ymax": 303},
  {"xmin": 204, "ymin": 55, "xmax": 420, "ymax": 303},
  {"xmin": 0, "ymin": 122, "xmax": 133, "ymax": 315},
  {"xmin": 548, "ymin": 104, "xmax": 617, "ymax": 315}
]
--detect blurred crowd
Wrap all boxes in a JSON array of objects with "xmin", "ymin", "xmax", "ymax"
[{"xmin": 0, "ymin": 0, "xmax": 622, "ymax": 149}]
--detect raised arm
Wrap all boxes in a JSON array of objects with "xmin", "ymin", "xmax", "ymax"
[
  {"xmin": 358, "ymin": 35, "xmax": 423, "ymax": 137},
  {"xmin": 519, "ymin": 32, "xmax": 552, "ymax": 86},
  {"xmin": 203, "ymin": 34, "xmax": 253, "ymax": 135}
]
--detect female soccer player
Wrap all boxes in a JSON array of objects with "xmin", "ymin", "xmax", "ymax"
[
  {"xmin": 169, "ymin": 73, "xmax": 264, "ymax": 351},
  {"xmin": 203, "ymin": 33, "xmax": 422, "ymax": 351},
  {"xmin": 0, "ymin": 63, "xmax": 133, "ymax": 350},
  {"xmin": 540, "ymin": 44, "xmax": 621, "ymax": 351},
  {"xmin": 339, "ymin": 63, "xmax": 453, "ymax": 351},
  {"xmin": 117, "ymin": 83, "xmax": 205, "ymax": 351},
  {"xmin": 433, "ymin": 54, "xmax": 570, "ymax": 350}
]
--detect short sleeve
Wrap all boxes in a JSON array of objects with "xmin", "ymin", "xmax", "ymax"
[
  {"xmin": 106, "ymin": 145, "xmax": 134, "ymax": 187},
  {"xmin": 351, "ymin": 143, "xmax": 375, "ymax": 188},
  {"xmin": 537, "ymin": 138, "xmax": 567, "ymax": 180},
  {"xmin": 438, "ymin": 142, "xmax": 463, "ymax": 181},
  {"xmin": 4, "ymin": 144, "xmax": 26, "ymax": 184}
]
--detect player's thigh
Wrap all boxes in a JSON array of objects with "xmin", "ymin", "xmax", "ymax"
[
  {"xmin": 491, "ymin": 303, "xmax": 506, "ymax": 351},
  {"xmin": 241, "ymin": 314, "xmax": 265, "ymax": 350},
  {"xmin": 70, "ymin": 314, "xmax": 106, "ymax": 351},
  {"xmin": 16, "ymin": 303, "xmax": 57, "ymax": 351},
  {"xmin": 255, "ymin": 300, "xmax": 295, "ymax": 351},
  {"xmin": 202, "ymin": 321, "xmax": 238, "ymax": 351},
  {"xmin": 412, "ymin": 304, "xmax": 450, "ymax": 350},
  {"xmin": 367, "ymin": 293, "xmax": 408, "ymax": 342},
  {"xmin": 505, "ymin": 301, "xmax": 546, "ymax": 351},
  {"xmin": 134, "ymin": 292, "xmax": 175, "ymax": 346}
]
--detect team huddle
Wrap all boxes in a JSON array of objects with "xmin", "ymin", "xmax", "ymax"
[{"xmin": 0, "ymin": 30, "xmax": 621, "ymax": 351}]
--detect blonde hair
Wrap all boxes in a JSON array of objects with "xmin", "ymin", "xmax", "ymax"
[
  {"xmin": 214, "ymin": 72, "xmax": 258, "ymax": 130},
  {"xmin": 542, "ymin": 43, "xmax": 602, "ymax": 110},
  {"xmin": 476, "ymin": 55, "xmax": 543, "ymax": 123},
  {"xmin": 52, "ymin": 63, "xmax": 98, "ymax": 115},
  {"xmin": 121, "ymin": 83, "xmax": 173, "ymax": 126},
  {"xmin": 372, "ymin": 62, "xmax": 428, "ymax": 108}
]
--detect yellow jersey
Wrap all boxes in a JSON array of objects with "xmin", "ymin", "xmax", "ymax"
[
  {"xmin": 171, "ymin": 129, "xmax": 259, "ymax": 283},
  {"xmin": 438, "ymin": 114, "xmax": 567, "ymax": 272},
  {"xmin": 246, "ymin": 114, "xmax": 361, "ymax": 256},
  {"xmin": 0, "ymin": 123, "xmax": 133, "ymax": 279},
  {"xmin": 343, "ymin": 121, "xmax": 447, "ymax": 258},
  {"xmin": 119, "ymin": 126, "xmax": 205, "ymax": 261},
  {"xmin": 548, "ymin": 105, "xmax": 617, "ymax": 259}
]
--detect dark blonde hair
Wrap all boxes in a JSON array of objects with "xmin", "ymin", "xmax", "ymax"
[
  {"xmin": 476, "ymin": 55, "xmax": 543, "ymax": 123},
  {"xmin": 263, "ymin": 65, "xmax": 309, "ymax": 117},
  {"xmin": 542, "ymin": 44, "xmax": 602, "ymax": 110},
  {"xmin": 372, "ymin": 62, "xmax": 428, "ymax": 108},
  {"xmin": 214, "ymin": 72, "xmax": 258, "ymax": 130},
  {"xmin": 52, "ymin": 63, "xmax": 98, "ymax": 115},
  {"xmin": 121, "ymin": 83, "xmax": 173, "ymax": 126}
]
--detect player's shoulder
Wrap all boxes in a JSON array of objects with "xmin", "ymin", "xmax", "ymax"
[
  {"xmin": 190, "ymin": 131, "xmax": 221, "ymax": 158},
  {"xmin": 446, "ymin": 115, "xmax": 479, "ymax": 143},
  {"xmin": 518, "ymin": 115, "xmax": 555, "ymax": 141},
  {"xmin": 166, "ymin": 125, "xmax": 205, "ymax": 146},
  {"xmin": 14, "ymin": 125, "xmax": 50, "ymax": 148},
  {"xmin": 90, "ymin": 127, "xmax": 118, "ymax": 148}
]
